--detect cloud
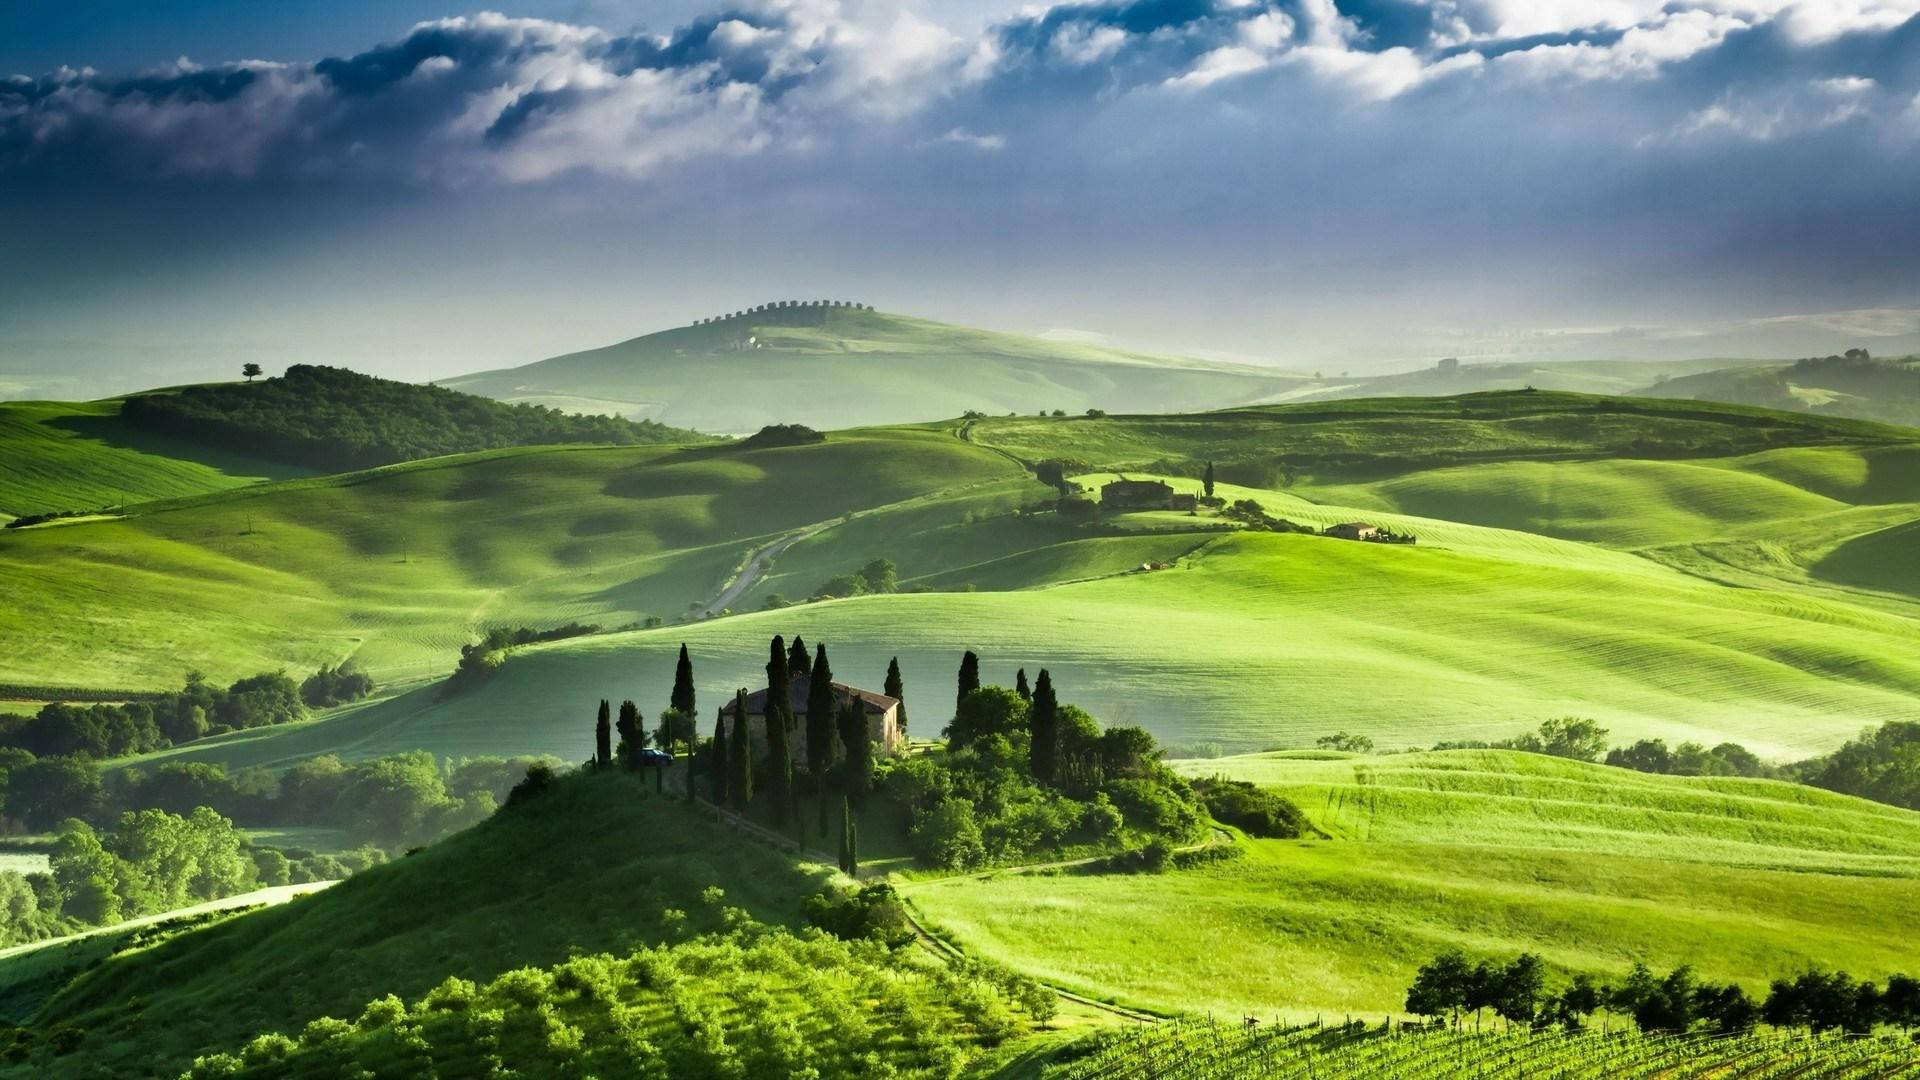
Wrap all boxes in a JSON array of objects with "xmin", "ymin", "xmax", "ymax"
[{"xmin": 0, "ymin": 0, "xmax": 1916, "ymax": 183}]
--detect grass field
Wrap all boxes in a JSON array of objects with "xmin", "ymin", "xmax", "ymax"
[
  {"xmin": 11, "ymin": 771, "xmax": 834, "ymax": 1077},
  {"xmin": 0, "ymin": 429, "xmax": 1030, "ymax": 690},
  {"xmin": 0, "ymin": 399, "xmax": 307, "ymax": 518},
  {"xmin": 905, "ymin": 750, "xmax": 1920, "ymax": 1022}
]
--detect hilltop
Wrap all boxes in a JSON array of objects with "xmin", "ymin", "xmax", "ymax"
[
  {"xmin": 1640, "ymin": 351, "xmax": 1920, "ymax": 428},
  {"xmin": 443, "ymin": 304, "xmax": 1310, "ymax": 431}
]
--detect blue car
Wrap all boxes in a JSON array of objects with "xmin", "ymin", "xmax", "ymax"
[{"xmin": 638, "ymin": 748, "xmax": 674, "ymax": 766}]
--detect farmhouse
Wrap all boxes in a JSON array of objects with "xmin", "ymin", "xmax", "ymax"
[
  {"xmin": 718, "ymin": 677, "xmax": 904, "ymax": 766},
  {"xmin": 1325, "ymin": 522, "xmax": 1380, "ymax": 541},
  {"xmin": 1101, "ymin": 478, "xmax": 1177, "ymax": 510}
]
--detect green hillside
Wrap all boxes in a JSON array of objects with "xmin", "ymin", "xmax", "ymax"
[
  {"xmin": 1642, "ymin": 353, "xmax": 1920, "ymax": 428},
  {"xmin": 908, "ymin": 750, "xmax": 1920, "ymax": 1020},
  {"xmin": 444, "ymin": 305, "xmax": 1311, "ymax": 431},
  {"xmin": 1286, "ymin": 356, "xmax": 1772, "ymax": 403},
  {"xmin": 11, "ymin": 772, "xmax": 836, "ymax": 1077},
  {"xmin": 0, "ymin": 400, "xmax": 307, "ymax": 519},
  {"xmin": 0, "ymin": 429, "xmax": 1027, "ymax": 692}
]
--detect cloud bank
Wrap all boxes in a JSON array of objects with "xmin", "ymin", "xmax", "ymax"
[{"xmin": 3, "ymin": 1, "xmax": 1915, "ymax": 184}]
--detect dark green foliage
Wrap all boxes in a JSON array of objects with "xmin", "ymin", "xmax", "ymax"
[
  {"xmin": 838, "ymin": 797, "xmax": 858, "ymax": 876},
  {"xmin": 298, "ymin": 665, "xmax": 374, "ymax": 709},
  {"xmin": 1014, "ymin": 669, "xmax": 1030, "ymax": 701},
  {"xmin": 120, "ymin": 364, "xmax": 699, "ymax": 472},
  {"xmin": 504, "ymin": 764, "xmax": 555, "ymax": 807},
  {"xmin": 738, "ymin": 423, "xmax": 826, "ymax": 448},
  {"xmin": 789, "ymin": 636, "xmax": 810, "ymax": 677},
  {"xmin": 1028, "ymin": 669, "xmax": 1056, "ymax": 784},
  {"xmin": 614, "ymin": 701, "xmax": 643, "ymax": 771},
  {"xmin": 669, "ymin": 645, "xmax": 697, "ymax": 730},
  {"xmin": 946, "ymin": 686, "xmax": 1028, "ymax": 752},
  {"xmin": 5, "ymin": 757, "xmax": 105, "ymax": 830},
  {"xmin": 764, "ymin": 638, "xmax": 794, "ymax": 826},
  {"xmin": 1797, "ymin": 721, "xmax": 1920, "ymax": 810},
  {"xmin": 0, "ymin": 669, "xmax": 311, "ymax": 759},
  {"xmin": 1605, "ymin": 738, "xmax": 1772, "ymax": 778},
  {"xmin": 1507, "ymin": 717, "xmax": 1610, "ymax": 763},
  {"xmin": 837, "ymin": 698, "xmax": 870, "ymax": 805},
  {"xmin": 884, "ymin": 657, "xmax": 906, "ymax": 736},
  {"xmin": 807, "ymin": 644, "xmax": 836, "ymax": 832},
  {"xmin": 1203, "ymin": 460, "xmax": 1215, "ymax": 498},
  {"xmin": 1316, "ymin": 731, "xmax": 1375, "ymax": 753},
  {"xmin": 710, "ymin": 705, "xmax": 730, "ymax": 805},
  {"xmin": 594, "ymin": 701, "xmax": 611, "ymax": 770},
  {"xmin": 955, "ymin": 651, "xmax": 980, "ymax": 716},
  {"xmin": 442, "ymin": 624, "xmax": 599, "ymax": 698},
  {"xmin": 728, "ymin": 689, "xmax": 753, "ymax": 812},
  {"xmin": 804, "ymin": 884, "xmax": 911, "ymax": 949},
  {"xmin": 1191, "ymin": 778, "xmax": 1309, "ymax": 838},
  {"xmin": 1764, "ymin": 970, "xmax": 1888, "ymax": 1034}
]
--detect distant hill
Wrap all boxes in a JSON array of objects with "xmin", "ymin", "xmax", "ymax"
[
  {"xmin": 121, "ymin": 365, "xmax": 708, "ymax": 473},
  {"xmin": 1284, "ymin": 356, "xmax": 1774, "ymax": 404},
  {"xmin": 1638, "ymin": 351, "xmax": 1920, "ymax": 428},
  {"xmin": 443, "ymin": 304, "xmax": 1311, "ymax": 431}
]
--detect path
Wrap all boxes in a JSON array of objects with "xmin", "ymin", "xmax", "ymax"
[
  {"xmin": 0, "ymin": 880, "xmax": 337, "ymax": 962},
  {"xmin": 702, "ymin": 523, "xmax": 831, "ymax": 614}
]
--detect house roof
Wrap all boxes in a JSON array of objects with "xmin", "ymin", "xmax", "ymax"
[
  {"xmin": 1103, "ymin": 479, "xmax": 1173, "ymax": 491},
  {"xmin": 719, "ymin": 676, "xmax": 898, "ymax": 717},
  {"xmin": 1333, "ymin": 521, "xmax": 1376, "ymax": 530}
]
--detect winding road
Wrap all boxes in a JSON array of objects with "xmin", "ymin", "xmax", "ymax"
[{"xmin": 702, "ymin": 523, "xmax": 832, "ymax": 615}]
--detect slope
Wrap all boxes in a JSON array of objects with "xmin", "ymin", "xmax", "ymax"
[
  {"xmin": 15, "ymin": 771, "xmax": 834, "ymax": 1078},
  {"xmin": 0, "ymin": 399, "xmax": 308, "ymax": 519},
  {"xmin": 907, "ymin": 750, "xmax": 1920, "ymax": 1020},
  {"xmin": 444, "ymin": 305, "xmax": 1310, "ymax": 431},
  {"xmin": 0, "ymin": 428, "xmax": 1028, "ymax": 691},
  {"xmin": 1642, "ymin": 354, "xmax": 1920, "ymax": 428}
]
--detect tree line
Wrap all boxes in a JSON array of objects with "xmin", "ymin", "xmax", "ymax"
[
  {"xmin": 121, "ymin": 364, "xmax": 704, "ymax": 473},
  {"xmin": 0, "ymin": 666, "xmax": 364, "ymax": 760},
  {"xmin": 442, "ymin": 623, "xmax": 600, "ymax": 698},
  {"xmin": 1406, "ymin": 950, "xmax": 1920, "ymax": 1037}
]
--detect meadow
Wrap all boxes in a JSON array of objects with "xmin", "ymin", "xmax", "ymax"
[{"xmin": 904, "ymin": 751, "xmax": 1920, "ymax": 1022}]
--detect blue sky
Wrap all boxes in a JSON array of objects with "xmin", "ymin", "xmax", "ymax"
[{"xmin": 2, "ymin": 1, "xmax": 1918, "ymax": 389}]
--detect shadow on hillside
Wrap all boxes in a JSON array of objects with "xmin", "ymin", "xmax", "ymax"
[
  {"xmin": 48, "ymin": 412, "xmax": 308, "ymax": 482},
  {"xmin": 1812, "ymin": 518, "xmax": 1920, "ymax": 599}
]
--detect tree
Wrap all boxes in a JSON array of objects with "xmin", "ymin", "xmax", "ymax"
[
  {"xmin": 807, "ymin": 643, "xmax": 837, "ymax": 834},
  {"xmin": 1554, "ymin": 974, "xmax": 1604, "ymax": 1031},
  {"xmin": 765, "ymin": 637, "xmax": 795, "ymax": 826},
  {"xmin": 858, "ymin": 558, "xmax": 897, "ymax": 594},
  {"xmin": 615, "ymin": 700, "xmax": 644, "ymax": 771},
  {"xmin": 1029, "ymin": 669, "xmax": 1058, "ymax": 785},
  {"xmin": 1203, "ymin": 461, "xmax": 1216, "ymax": 498},
  {"xmin": 789, "ymin": 636, "xmax": 811, "ymax": 677},
  {"xmin": 1605, "ymin": 739, "xmax": 1671, "ymax": 773},
  {"xmin": 946, "ymin": 686, "xmax": 1029, "ymax": 752},
  {"xmin": 1493, "ymin": 954, "xmax": 1546, "ymax": 1028},
  {"xmin": 1014, "ymin": 669, "xmax": 1031, "ymax": 701},
  {"xmin": 710, "ymin": 706, "xmax": 730, "ymax": 804},
  {"xmin": 1884, "ymin": 973, "xmax": 1920, "ymax": 1031},
  {"xmin": 838, "ymin": 697, "xmax": 872, "ymax": 805},
  {"xmin": 241, "ymin": 363, "xmax": 263, "ymax": 382},
  {"xmin": 8, "ymin": 757, "xmax": 105, "ymax": 831},
  {"xmin": 956, "ymin": 651, "xmax": 981, "ymax": 716},
  {"xmin": 838, "ymin": 796, "xmax": 859, "ymax": 876},
  {"xmin": 727, "ymin": 690, "xmax": 753, "ymax": 812},
  {"xmin": 1405, "ymin": 950, "xmax": 1471, "ymax": 1026},
  {"xmin": 1517, "ymin": 717, "xmax": 1609, "ymax": 762},
  {"xmin": 884, "ymin": 657, "xmax": 907, "ymax": 736},
  {"xmin": 594, "ymin": 700, "xmax": 611, "ymax": 770},
  {"xmin": 670, "ymin": 645, "xmax": 697, "ymax": 739}
]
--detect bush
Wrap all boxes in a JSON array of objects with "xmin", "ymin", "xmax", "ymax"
[
  {"xmin": 803, "ymin": 884, "xmax": 915, "ymax": 949},
  {"xmin": 739, "ymin": 424, "xmax": 825, "ymax": 449},
  {"xmin": 1193, "ymin": 778, "xmax": 1310, "ymax": 838},
  {"xmin": 913, "ymin": 799, "xmax": 986, "ymax": 870}
]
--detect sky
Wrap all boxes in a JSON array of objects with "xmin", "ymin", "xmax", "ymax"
[{"xmin": 2, "ymin": 0, "xmax": 1919, "ymax": 392}]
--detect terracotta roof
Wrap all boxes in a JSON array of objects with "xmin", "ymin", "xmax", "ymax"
[{"xmin": 719, "ymin": 676, "xmax": 897, "ymax": 717}]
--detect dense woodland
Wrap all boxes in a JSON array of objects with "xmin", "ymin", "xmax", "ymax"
[{"xmin": 120, "ymin": 365, "xmax": 703, "ymax": 472}]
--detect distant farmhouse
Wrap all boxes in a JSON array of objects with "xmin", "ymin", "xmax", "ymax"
[
  {"xmin": 1325, "ymin": 522, "xmax": 1381, "ymax": 541},
  {"xmin": 718, "ymin": 677, "xmax": 904, "ymax": 767},
  {"xmin": 1100, "ymin": 478, "xmax": 1197, "ymax": 511}
]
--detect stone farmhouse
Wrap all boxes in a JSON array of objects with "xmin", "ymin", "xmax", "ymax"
[
  {"xmin": 1325, "ymin": 521, "xmax": 1381, "ymax": 541},
  {"xmin": 717, "ymin": 677, "xmax": 904, "ymax": 768},
  {"xmin": 1100, "ymin": 478, "xmax": 1197, "ymax": 511}
]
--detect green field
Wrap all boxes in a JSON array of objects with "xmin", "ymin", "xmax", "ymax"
[
  {"xmin": 445, "ymin": 307, "xmax": 1311, "ymax": 432},
  {"xmin": 10, "ymin": 772, "xmax": 837, "ymax": 1077},
  {"xmin": 905, "ymin": 750, "xmax": 1920, "ymax": 1022},
  {"xmin": 0, "ymin": 399, "xmax": 307, "ymax": 519}
]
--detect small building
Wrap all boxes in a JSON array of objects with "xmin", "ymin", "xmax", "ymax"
[
  {"xmin": 1101, "ymin": 479, "xmax": 1176, "ymax": 510},
  {"xmin": 1168, "ymin": 493, "xmax": 1197, "ymax": 511},
  {"xmin": 1325, "ymin": 522, "xmax": 1380, "ymax": 541},
  {"xmin": 717, "ymin": 676, "xmax": 904, "ymax": 766}
]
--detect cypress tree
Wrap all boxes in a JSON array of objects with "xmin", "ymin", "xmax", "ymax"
[
  {"xmin": 711, "ymin": 705, "xmax": 729, "ymax": 804},
  {"xmin": 616, "ymin": 700, "xmax": 642, "ymax": 771},
  {"xmin": 1203, "ymin": 460, "xmax": 1216, "ymax": 498},
  {"xmin": 884, "ymin": 657, "xmax": 907, "ymax": 736},
  {"xmin": 839, "ymin": 796, "xmax": 859, "ymax": 876},
  {"xmin": 789, "ymin": 635, "xmax": 810, "ymax": 677},
  {"xmin": 839, "ymin": 697, "xmax": 872, "ymax": 804},
  {"xmin": 807, "ymin": 643, "xmax": 836, "ymax": 835},
  {"xmin": 1030, "ymin": 669, "xmax": 1058, "ymax": 785},
  {"xmin": 765, "ymin": 636, "xmax": 795, "ymax": 827},
  {"xmin": 956, "ymin": 650, "xmax": 980, "ymax": 715},
  {"xmin": 728, "ymin": 689, "xmax": 753, "ymax": 811},
  {"xmin": 1015, "ymin": 669, "xmax": 1031, "ymax": 701},
  {"xmin": 594, "ymin": 699, "xmax": 611, "ymax": 769},
  {"xmin": 670, "ymin": 644, "xmax": 697, "ymax": 749}
]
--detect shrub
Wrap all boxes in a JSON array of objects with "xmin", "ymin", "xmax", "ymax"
[
  {"xmin": 913, "ymin": 799, "xmax": 986, "ymax": 870},
  {"xmin": 1193, "ymin": 778, "xmax": 1310, "ymax": 838}
]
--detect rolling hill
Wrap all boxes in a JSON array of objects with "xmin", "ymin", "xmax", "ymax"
[
  {"xmin": 908, "ymin": 749, "xmax": 1920, "ymax": 1020},
  {"xmin": 442, "ymin": 304, "xmax": 1312, "ymax": 431},
  {"xmin": 1640, "ymin": 352, "xmax": 1920, "ymax": 428}
]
